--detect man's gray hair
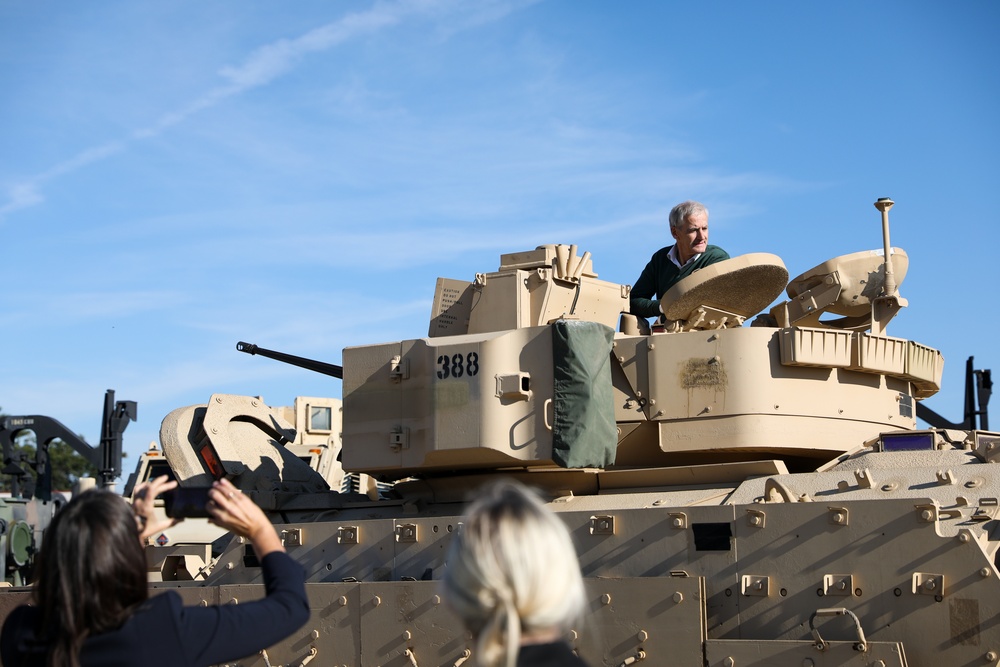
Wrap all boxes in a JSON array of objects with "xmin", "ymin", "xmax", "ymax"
[{"xmin": 669, "ymin": 200, "xmax": 708, "ymax": 229}]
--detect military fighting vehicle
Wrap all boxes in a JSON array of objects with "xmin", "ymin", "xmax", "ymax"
[
  {"xmin": 0, "ymin": 390, "xmax": 134, "ymax": 586},
  {"xmin": 121, "ymin": 395, "xmax": 368, "ymax": 582},
  {"xmin": 2, "ymin": 198, "xmax": 998, "ymax": 666}
]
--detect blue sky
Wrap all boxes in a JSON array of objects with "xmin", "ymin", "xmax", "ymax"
[{"xmin": 2, "ymin": 0, "xmax": 998, "ymax": 471}]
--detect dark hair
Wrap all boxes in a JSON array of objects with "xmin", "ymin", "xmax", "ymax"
[{"xmin": 33, "ymin": 489, "xmax": 148, "ymax": 667}]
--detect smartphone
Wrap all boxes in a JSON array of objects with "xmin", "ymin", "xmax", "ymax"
[{"xmin": 163, "ymin": 486, "xmax": 213, "ymax": 518}]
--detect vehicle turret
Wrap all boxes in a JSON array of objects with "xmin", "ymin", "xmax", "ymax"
[{"xmin": 337, "ymin": 204, "xmax": 941, "ymax": 484}]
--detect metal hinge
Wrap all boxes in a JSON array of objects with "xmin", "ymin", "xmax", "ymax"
[
  {"xmin": 390, "ymin": 427, "xmax": 410, "ymax": 451},
  {"xmin": 590, "ymin": 515, "xmax": 615, "ymax": 535},
  {"xmin": 741, "ymin": 575, "xmax": 770, "ymax": 597},
  {"xmin": 337, "ymin": 526, "xmax": 359, "ymax": 545},
  {"xmin": 280, "ymin": 528, "xmax": 304, "ymax": 546},
  {"xmin": 912, "ymin": 572, "xmax": 944, "ymax": 596},
  {"xmin": 396, "ymin": 523, "xmax": 418, "ymax": 543},
  {"xmin": 822, "ymin": 574, "xmax": 856, "ymax": 596},
  {"xmin": 390, "ymin": 355, "xmax": 409, "ymax": 382}
]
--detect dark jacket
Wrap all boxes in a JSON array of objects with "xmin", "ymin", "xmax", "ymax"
[
  {"xmin": 518, "ymin": 641, "xmax": 590, "ymax": 666},
  {"xmin": 630, "ymin": 244, "xmax": 730, "ymax": 318},
  {"xmin": 1, "ymin": 551, "xmax": 309, "ymax": 667}
]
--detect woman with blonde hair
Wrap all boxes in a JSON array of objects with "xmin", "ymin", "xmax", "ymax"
[{"xmin": 442, "ymin": 479, "xmax": 589, "ymax": 667}]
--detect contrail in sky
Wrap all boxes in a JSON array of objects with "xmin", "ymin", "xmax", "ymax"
[{"xmin": 0, "ymin": 0, "xmax": 535, "ymax": 220}]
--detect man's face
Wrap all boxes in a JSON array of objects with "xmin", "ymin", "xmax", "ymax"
[{"xmin": 670, "ymin": 211, "xmax": 709, "ymax": 264}]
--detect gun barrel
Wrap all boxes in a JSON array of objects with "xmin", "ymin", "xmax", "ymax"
[{"xmin": 236, "ymin": 342, "xmax": 343, "ymax": 379}]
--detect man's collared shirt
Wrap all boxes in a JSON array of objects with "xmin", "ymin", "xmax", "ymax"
[{"xmin": 668, "ymin": 245, "xmax": 702, "ymax": 269}]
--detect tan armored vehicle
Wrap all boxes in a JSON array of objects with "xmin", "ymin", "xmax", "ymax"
[
  {"xmin": 122, "ymin": 395, "xmax": 365, "ymax": 581},
  {"xmin": 4, "ymin": 199, "xmax": 997, "ymax": 666}
]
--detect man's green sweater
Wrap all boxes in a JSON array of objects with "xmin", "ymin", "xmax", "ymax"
[{"xmin": 630, "ymin": 244, "xmax": 730, "ymax": 319}]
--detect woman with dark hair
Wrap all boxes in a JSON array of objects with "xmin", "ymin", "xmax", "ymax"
[{"xmin": 0, "ymin": 476, "xmax": 309, "ymax": 667}]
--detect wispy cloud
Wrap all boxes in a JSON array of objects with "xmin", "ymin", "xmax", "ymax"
[
  {"xmin": 0, "ymin": 183, "xmax": 43, "ymax": 217},
  {"xmin": 0, "ymin": 0, "xmax": 532, "ymax": 222},
  {"xmin": 0, "ymin": 142, "xmax": 125, "ymax": 217},
  {"xmin": 3, "ymin": 289, "xmax": 188, "ymax": 323}
]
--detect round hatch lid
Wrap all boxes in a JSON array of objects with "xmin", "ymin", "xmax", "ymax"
[{"xmin": 661, "ymin": 253, "xmax": 789, "ymax": 322}]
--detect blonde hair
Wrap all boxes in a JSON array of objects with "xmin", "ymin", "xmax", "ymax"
[{"xmin": 442, "ymin": 480, "xmax": 586, "ymax": 667}]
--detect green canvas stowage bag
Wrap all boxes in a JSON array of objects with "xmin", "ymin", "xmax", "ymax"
[{"xmin": 551, "ymin": 320, "xmax": 617, "ymax": 469}]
